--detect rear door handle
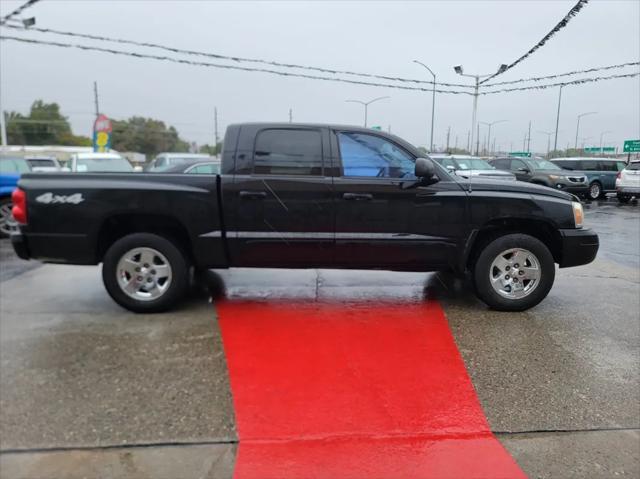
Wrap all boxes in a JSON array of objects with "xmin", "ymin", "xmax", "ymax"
[
  {"xmin": 343, "ymin": 193, "xmax": 373, "ymax": 201},
  {"xmin": 239, "ymin": 190, "xmax": 267, "ymax": 199}
]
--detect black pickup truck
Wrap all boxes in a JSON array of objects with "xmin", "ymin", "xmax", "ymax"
[{"xmin": 11, "ymin": 123, "xmax": 599, "ymax": 313}]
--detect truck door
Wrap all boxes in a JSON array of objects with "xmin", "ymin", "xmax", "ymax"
[
  {"xmin": 227, "ymin": 126, "xmax": 334, "ymax": 267},
  {"xmin": 332, "ymin": 130, "xmax": 467, "ymax": 270}
]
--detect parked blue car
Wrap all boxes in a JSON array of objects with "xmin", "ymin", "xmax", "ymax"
[
  {"xmin": 0, "ymin": 157, "xmax": 31, "ymax": 237},
  {"xmin": 551, "ymin": 157, "xmax": 627, "ymax": 200}
]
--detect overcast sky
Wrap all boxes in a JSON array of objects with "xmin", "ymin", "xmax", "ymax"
[{"xmin": 1, "ymin": 0, "xmax": 639, "ymax": 153}]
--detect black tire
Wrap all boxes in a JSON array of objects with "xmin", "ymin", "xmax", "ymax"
[
  {"xmin": 473, "ymin": 233, "xmax": 555, "ymax": 312},
  {"xmin": 102, "ymin": 233, "xmax": 189, "ymax": 313},
  {"xmin": 588, "ymin": 181, "xmax": 602, "ymax": 200},
  {"xmin": 0, "ymin": 197, "xmax": 16, "ymax": 238},
  {"xmin": 617, "ymin": 193, "xmax": 631, "ymax": 204}
]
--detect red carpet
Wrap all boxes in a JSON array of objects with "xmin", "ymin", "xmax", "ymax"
[{"xmin": 217, "ymin": 300, "xmax": 526, "ymax": 478}]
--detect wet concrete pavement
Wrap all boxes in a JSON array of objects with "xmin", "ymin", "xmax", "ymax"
[{"xmin": 0, "ymin": 199, "xmax": 638, "ymax": 478}]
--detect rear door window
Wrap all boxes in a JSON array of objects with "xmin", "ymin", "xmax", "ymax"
[
  {"xmin": 491, "ymin": 159, "xmax": 510, "ymax": 169},
  {"xmin": 253, "ymin": 129, "xmax": 323, "ymax": 176},
  {"xmin": 511, "ymin": 159, "xmax": 527, "ymax": 171},
  {"xmin": 578, "ymin": 160, "xmax": 599, "ymax": 171},
  {"xmin": 599, "ymin": 160, "xmax": 617, "ymax": 171}
]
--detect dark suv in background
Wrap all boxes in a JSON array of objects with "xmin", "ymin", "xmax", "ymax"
[
  {"xmin": 489, "ymin": 157, "xmax": 589, "ymax": 197},
  {"xmin": 551, "ymin": 157, "xmax": 627, "ymax": 200}
]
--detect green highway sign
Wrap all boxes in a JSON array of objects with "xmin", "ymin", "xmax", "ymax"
[
  {"xmin": 509, "ymin": 151, "xmax": 531, "ymax": 157},
  {"xmin": 623, "ymin": 139, "xmax": 640, "ymax": 153},
  {"xmin": 370, "ymin": 125, "xmax": 382, "ymax": 131},
  {"xmin": 584, "ymin": 147, "xmax": 616, "ymax": 153}
]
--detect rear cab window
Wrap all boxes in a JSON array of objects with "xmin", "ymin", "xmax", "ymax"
[{"xmin": 253, "ymin": 129, "xmax": 323, "ymax": 176}]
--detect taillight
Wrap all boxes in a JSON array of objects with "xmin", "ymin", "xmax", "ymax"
[
  {"xmin": 11, "ymin": 188, "xmax": 27, "ymax": 224},
  {"xmin": 616, "ymin": 171, "xmax": 622, "ymax": 179}
]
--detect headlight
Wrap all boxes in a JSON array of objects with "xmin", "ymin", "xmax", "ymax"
[
  {"xmin": 548, "ymin": 174, "xmax": 562, "ymax": 180},
  {"xmin": 572, "ymin": 201, "xmax": 584, "ymax": 228}
]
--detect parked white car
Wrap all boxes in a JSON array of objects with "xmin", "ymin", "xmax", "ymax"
[
  {"xmin": 145, "ymin": 153, "xmax": 214, "ymax": 172},
  {"xmin": 25, "ymin": 156, "xmax": 62, "ymax": 172},
  {"xmin": 68, "ymin": 153, "xmax": 134, "ymax": 173},
  {"xmin": 616, "ymin": 160, "xmax": 640, "ymax": 203},
  {"xmin": 430, "ymin": 154, "xmax": 516, "ymax": 181}
]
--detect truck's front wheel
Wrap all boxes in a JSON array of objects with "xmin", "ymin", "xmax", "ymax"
[
  {"xmin": 102, "ymin": 233, "xmax": 189, "ymax": 313},
  {"xmin": 473, "ymin": 234, "xmax": 555, "ymax": 311}
]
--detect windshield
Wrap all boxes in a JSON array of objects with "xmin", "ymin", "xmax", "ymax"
[
  {"xmin": 455, "ymin": 158, "xmax": 495, "ymax": 170},
  {"xmin": 0, "ymin": 158, "xmax": 31, "ymax": 174},
  {"xmin": 76, "ymin": 157, "xmax": 133, "ymax": 172},
  {"xmin": 168, "ymin": 157, "xmax": 209, "ymax": 165},
  {"xmin": 529, "ymin": 159, "xmax": 561, "ymax": 170}
]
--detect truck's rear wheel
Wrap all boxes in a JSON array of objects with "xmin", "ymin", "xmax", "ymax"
[
  {"xmin": 0, "ymin": 197, "xmax": 18, "ymax": 238},
  {"xmin": 102, "ymin": 233, "xmax": 189, "ymax": 313},
  {"xmin": 473, "ymin": 233, "xmax": 555, "ymax": 311}
]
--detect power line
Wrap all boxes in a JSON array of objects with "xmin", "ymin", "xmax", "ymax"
[
  {"xmin": 1, "ymin": 23, "xmax": 474, "ymax": 88},
  {"xmin": 0, "ymin": 35, "xmax": 476, "ymax": 94},
  {"xmin": 480, "ymin": 0, "xmax": 590, "ymax": 84},
  {"xmin": 0, "ymin": 0, "xmax": 41, "ymax": 26},
  {"xmin": 482, "ymin": 61, "xmax": 639, "ymax": 87},
  {"xmin": 480, "ymin": 71, "xmax": 640, "ymax": 95}
]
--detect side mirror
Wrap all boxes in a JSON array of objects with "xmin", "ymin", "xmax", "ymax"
[
  {"xmin": 446, "ymin": 165, "xmax": 456, "ymax": 172},
  {"xmin": 415, "ymin": 157, "xmax": 436, "ymax": 178},
  {"xmin": 518, "ymin": 167, "xmax": 530, "ymax": 173}
]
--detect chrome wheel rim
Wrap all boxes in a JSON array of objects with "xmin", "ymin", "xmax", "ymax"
[
  {"xmin": 116, "ymin": 247, "xmax": 172, "ymax": 301},
  {"xmin": 489, "ymin": 248, "xmax": 541, "ymax": 300},
  {"xmin": 589, "ymin": 183, "xmax": 600, "ymax": 199},
  {"xmin": 0, "ymin": 202, "xmax": 18, "ymax": 236}
]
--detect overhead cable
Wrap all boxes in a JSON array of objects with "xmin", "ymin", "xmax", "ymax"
[{"xmin": 480, "ymin": 72, "xmax": 640, "ymax": 95}]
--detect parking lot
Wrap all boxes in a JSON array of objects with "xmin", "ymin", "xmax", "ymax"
[{"xmin": 0, "ymin": 198, "xmax": 638, "ymax": 478}]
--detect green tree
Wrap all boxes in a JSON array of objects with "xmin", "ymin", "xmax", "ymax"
[
  {"xmin": 199, "ymin": 142, "xmax": 222, "ymax": 156},
  {"xmin": 6, "ymin": 100, "xmax": 91, "ymax": 146},
  {"xmin": 111, "ymin": 117, "xmax": 189, "ymax": 156}
]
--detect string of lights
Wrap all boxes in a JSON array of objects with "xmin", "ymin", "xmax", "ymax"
[
  {"xmin": 3, "ymin": 22, "xmax": 636, "ymax": 91},
  {"xmin": 480, "ymin": 0, "xmax": 590, "ymax": 84},
  {"xmin": 2, "ymin": 34, "xmax": 637, "ymax": 97},
  {"xmin": 0, "ymin": 35, "xmax": 476, "ymax": 95},
  {"xmin": 482, "ymin": 61, "xmax": 639, "ymax": 87},
  {"xmin": 480, "ymin": 71, "xmax": 640, "ymax": 95},
  {"xmin": 0, "ymin": 0, "xmax": 41, "ymax": 26},
  {"xmin": 1, "ymin": 23, "xmax": 474, "ymax": 88}
]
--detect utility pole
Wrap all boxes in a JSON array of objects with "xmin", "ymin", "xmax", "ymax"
[
  {"xmin": 492, "ymin": 137, "xmax": 496, "ymax": 155},
  {"xmin": 413, "ymin": 61, "xmax": 436, "ymax": 152},
  {"xmin": 214, "ymin": 107, "xmax": 219, "ymax": 156},
  {"xmin": 289, "ymin": 108, "xmax": 293, "ymax": 123},
  {"xmin": 476, "ymin": 123, "xmax": 480, "ymax": 156},
  {"xmin": 526, "ymin": 121, "xmax": 532, "ymax": 152},
  {"xmin": 599, "ymin": 130, "xmax": 611, "ymax": 156},
  {"xmin": 480, "ymin": 120, "xmax": 507, "ymax": 157},
  {"xmin": 446, "ymin": 126, "xmax": 451, "ymax": 152},
  {"xmin": 455, "ymin": 135, "xmax": 458, "ymax": 150},
  {"xmin": 466, "ymin": 130, "xmax": 470, "ymax": 152},
  {"xmin": 93, "ymin": 81, "xmax": 100, "ymax": 117},
  {"xmin": 553, "ymin": 85, "xmax": 563, "ymax": 153},
  {"xmin": 0, "ymin": 110, "xmax": 7, "ymax": 151}
]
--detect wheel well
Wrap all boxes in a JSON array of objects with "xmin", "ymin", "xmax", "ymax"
[
  {"xmin": 96, "ymin": 214, "xmax": 192, "ymax": 263},
  {"xmin": 466, "ymin": 219, "xmax": 562, "ymax": 269}
]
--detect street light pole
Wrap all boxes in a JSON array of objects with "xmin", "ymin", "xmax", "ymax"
[
  {"xmin": 413, "ymin": 60, "xmax": 436, "ymax": 152},
  {"xmin": 454, "ymin": 63, "xmax": 507, "ymax": 156},
  {"xmin": 599, "ymin": 130, "xmax": 612, "ymax": 155},
  {"xmin": 538, "ymin": 131, "xmax": 554, "ymax": 158},
  {"xmin": 345, "ymin": 96, "xmax": 390, "ymax": 128},
  {"xmin": 479, "ymin": 120, "xmax": 507, "ymax": 156},
  {"xmin": 575, "ymin": 111, "xmax": 597, "ymax": 149}
]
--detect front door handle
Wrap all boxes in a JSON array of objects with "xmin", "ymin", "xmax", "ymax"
[
  {"xmin": 343, "ymin": 193, "xmax": 373, "ymax": 201},
  {"xmin": 239, "ymin": 190, "xmax": 267, "ymax": 200}
]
